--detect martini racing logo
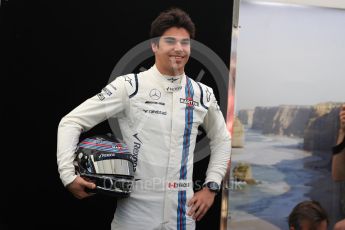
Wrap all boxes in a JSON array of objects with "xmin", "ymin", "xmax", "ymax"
[{"xmin": 180, "ymin": 97, "xmax": 199, "ymax": 107}]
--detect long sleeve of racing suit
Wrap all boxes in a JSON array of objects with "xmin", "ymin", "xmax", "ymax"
[
  {"xmin": 57, "ymin": 76, "xmax": 127, "ymax": 187},
  {"xmin": 202, "ymin": 90, "xmax": 231, "ymax": 186}
]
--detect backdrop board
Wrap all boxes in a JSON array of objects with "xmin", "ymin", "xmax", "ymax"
[{"xmin": 229, "ymin": 1, "xmax": 345, "ymax": 229}]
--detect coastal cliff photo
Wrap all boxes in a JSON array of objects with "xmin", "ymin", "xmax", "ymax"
[{"xmin": 228, "ymin": 1, "xmax": 345, "ymax": 229}]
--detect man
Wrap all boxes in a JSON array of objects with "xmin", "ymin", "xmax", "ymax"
[
  {"xmin": 57, "ymin": 8, "xmax": 231, "ymax": 230},
  {"xmin": 332, "ymin": 104, "xmax": 345, "ymax": 230},
  {"xmin": 288, "ymin": 200, "xmax": 329, "ymax": 230}
]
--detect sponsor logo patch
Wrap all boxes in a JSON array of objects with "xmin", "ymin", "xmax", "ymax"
[
  {"xmin": 167, "ymin": 180, "xmax": 192, "ymax": 191},
  {"xmin": 145, "ymin": 101, "xmax": 165, "ymax": 106},
  {"xmin": 99, "ymin": 153, "xmax": 116, "ymax": 159},
  {"xmin": 143, "ymin": 109, "xmax": 167, "ymax": 115},
  {"xmin": 109, "ymin": 84, "xmax": 117, "ymax": 91},
  {"xmin": 112, "ymin": 143, "xmax": 124, "ymax": 150},
  {"xmin": 180, "ymin": 97, "xmax": 199, "ymax": 107},
  {"xmin": 132, "ymin": 133, "xmax": 142, "ymax": 172},
  {"xmin": 149, "ymin": 89, "xmax": 161, "ymax": 100},
  {"xmin": 206, "ymin": 88, "xmax": 211, "ymax": 102},
  {"xmin": 102, "ymin": 87, "xmax": 112, "ymax": 96},
  {"xmin": 167, "ymin": 77, "xmax": 179, "ymax": 83},
  {"xmin": 124, "ymin": 76, "xmax": 133, "ymax": 87},
  {"xmin": 165, "ymin": 85, "xmax": 182, "ymax": 93},
  {"xmin": 97, "ymin": 93, "xmax": 105, "ymax": 101}
]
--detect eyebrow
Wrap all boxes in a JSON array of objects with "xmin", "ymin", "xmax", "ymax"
[{"xmin": 163, "ymin": 37, "xmax": 190, "ymax": 42}]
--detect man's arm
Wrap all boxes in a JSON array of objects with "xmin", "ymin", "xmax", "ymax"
[
  {"xmin": 188, "ymin": 87, "xmax": 231, "ymax": 221},
  {"xmin": 57, "ymin": 76, "xmax": 128, "ymax": 198},
  {"xmin": 202, "ymin": 90, "xmax": 231, "ymax": 186},
  {"xmin": 332, "ymin": 104, "xmax": 345, "ymax": 181}
]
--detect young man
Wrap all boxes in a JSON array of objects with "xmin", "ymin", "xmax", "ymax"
[
  {"xmin": 288, "ymin": 200, "xmax": 329, "ymax": 230},
  {"xmin": 332, "ymin": 104, "xmax": 345, "ymax": 230},
  {"xmin": 57, "ymin": 8, "xmax": 231, "ymax": 229}
]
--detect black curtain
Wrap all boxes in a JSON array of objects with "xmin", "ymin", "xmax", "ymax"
[{"xmin": 2, "ymin": 1, "xmax": 233, "ymax": 229}]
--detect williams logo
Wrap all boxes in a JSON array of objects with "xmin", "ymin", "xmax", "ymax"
[
  {"xmin": 167, "ymin": 77, "xmax": 179, "ymax": 83},
  {"xmin": 180, "ymin": 97, "xmax": 199, "ymax": 107}
]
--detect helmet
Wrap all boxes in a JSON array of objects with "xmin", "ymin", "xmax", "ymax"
[{"xmin": 74, "ymin": 134, "xmax": 134, "ymax": 198}]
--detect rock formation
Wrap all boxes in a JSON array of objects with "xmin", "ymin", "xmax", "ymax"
[
  {"xmin": 232, "ymin": 117, "xmax": 244, "ymax": 148},
  {"xmin": 237, "ymin": 102, "xmax": 343, "ymax": 151},
  {"xmin": 238, "ymin": 109, "xmax": 254, "ymax": 126},
  {"xmin": 232, "ymin": 163, "xmax": 256, "ymax": 185},
  {"xmin": 303, "ymin": 103, "xmax": 341, "ymax": 151},
  {"xmin": 251, "ymin": 105, "xmax": 312, "ymax": 137}
]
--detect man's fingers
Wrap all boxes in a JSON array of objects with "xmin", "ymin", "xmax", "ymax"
[
  {"xmin": 188, "ymin": 200, "xmax": 200, "ymax": 216},
  {"xmin": 196, "ymin": 210, "xmax": 207, "ymax": 221},
  {"xmin": 193, "ymin": 203, "xmax": 205, "ymax": 220},
  {"xmin": 188, "ymin": 196, "xmax": 196, "ymax": 207},
  {"xmin": 81, "ymin": 179, "xmax": 96, "ymax": 189}
]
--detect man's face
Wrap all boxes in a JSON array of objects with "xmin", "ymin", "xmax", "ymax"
[{"xmin": 152, "ymin": 27, "xmax": 191, "ymax": 76}]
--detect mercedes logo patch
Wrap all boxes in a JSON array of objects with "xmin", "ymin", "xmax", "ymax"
[{"xmin": 149, "ymin": 89, "xmax": 161, "ymax": 100}]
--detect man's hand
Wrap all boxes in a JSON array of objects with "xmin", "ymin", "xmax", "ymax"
[
  {"xmin": 187, "ymin": 188, "xmax": 216, "ymax": 221},
  {"xmin": 340, "ymin": 104, "xmax": 345, "ymax": 132},
  {"xmin": 66, "ymin": 176, "xmax": 96, "ymax": 199}
]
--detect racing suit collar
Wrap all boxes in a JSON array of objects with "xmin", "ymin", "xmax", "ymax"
[
  {"xmin": 150, "ymin": 65, "xmax": 186, "ymax": 93},
  {"xmin": 151, "ymin": 64, "xmax": 185, "ymax": 85}
]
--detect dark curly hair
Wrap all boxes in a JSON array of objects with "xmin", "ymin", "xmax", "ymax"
[{"xmin": 150, "ymin": 8, "xmax": 195, "ymax": 44}]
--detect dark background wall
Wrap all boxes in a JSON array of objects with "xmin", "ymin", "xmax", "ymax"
[{"xmin": 2, "ymin": 1, "xmax": 233, "ymax": 229}]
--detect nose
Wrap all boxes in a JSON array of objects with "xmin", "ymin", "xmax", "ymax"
[{"xmin": 173, "ymin": 41, "xmax": 183, "ymax": 52}]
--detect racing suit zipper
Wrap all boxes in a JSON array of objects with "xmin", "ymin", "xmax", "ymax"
[{"xmin": 161, "ymin": 91, "xmax": 174, "ymax": 229}]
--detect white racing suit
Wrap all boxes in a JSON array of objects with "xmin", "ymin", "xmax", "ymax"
[{"xmin": 57, "ymin": 65, "xmax": 231, "ymax": 230}]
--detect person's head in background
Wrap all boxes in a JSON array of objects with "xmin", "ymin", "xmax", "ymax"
[{"xmin": 288, "ymin": 200, "xmax": 328, "ymax": 230}]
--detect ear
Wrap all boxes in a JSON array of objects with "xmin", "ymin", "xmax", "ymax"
[{"xmin": 151, "ymin": 42, "xmax": 158, "ymax": 53}]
